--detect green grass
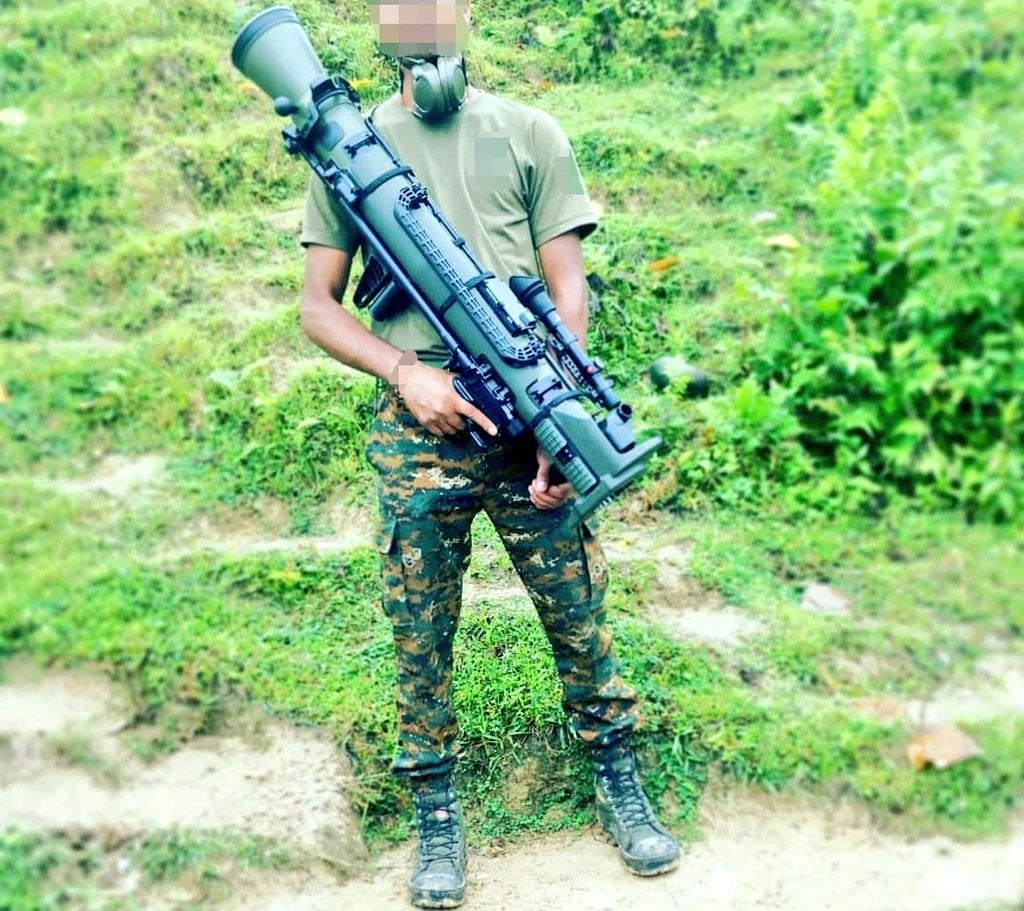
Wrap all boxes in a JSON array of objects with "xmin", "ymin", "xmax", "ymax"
[
  {"xmin": 3, "ymin": 497, "xmax": 1021, "ymax": 841},
  {"xmin": 1, "ymin": 3, "xmax": 1022, "ymax": 903},
  {"xmin": 0, "ymin": 828, "xmax": 292, "ymax": 911}
]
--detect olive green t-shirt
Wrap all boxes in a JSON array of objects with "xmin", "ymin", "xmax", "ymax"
[{"xmin": 300, "ymin": 91, "xmax": 598, "ymax": 365}]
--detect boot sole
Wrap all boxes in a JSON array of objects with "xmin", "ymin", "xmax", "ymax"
[
  {"xmin": 621, "ymin": 854, "xmax": 680, "ymax": 877},
  {"xmin": 603, "ymin": 830, "xmax": 680, "ymax": 877},
  {"xmin": 409, "ymin": 885, "xmax": 466, "ymax": 909},
  {"xmin": 596, "ymin": 815, "xmax": 680, "ymax": 877}
]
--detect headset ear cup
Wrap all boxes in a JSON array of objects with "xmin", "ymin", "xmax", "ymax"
[
  {"xmin": 437, "ymin": 56, "xmax": 467, "ymax": 112},
  {"xmin": 411, "ymin": 62, "xmax": 442, "ymax": 119},
  {"xmin": 409, "ymin": 56, "xmax": 467, "ymax": 120}
]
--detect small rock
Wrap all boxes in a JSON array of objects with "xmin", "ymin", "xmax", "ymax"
[
  {"xmin": 764, "ymin": 233, "xmax": 801, "ymax": 250},
  {"xmin": 739, "ymin": 666, "xmax": 764, "ymax": 687},
  {"xmin": 907, "ymin": 724, "xmax": 983, "ymax": 770},
  {"xmin": 0, "ymin": 108, "xmax": 28, "ymax": 129},
  {"xmin": 649, "ymin": 355, "xmax": 710, "ymax": 397},
  {"xmin": 800, "ymin": 583, "xmax": 852, "ymax": 616}
]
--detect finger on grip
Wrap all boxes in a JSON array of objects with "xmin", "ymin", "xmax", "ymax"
[{"xmin": 456, "ymin": 398, "xmax": 497, "ymax": 437}]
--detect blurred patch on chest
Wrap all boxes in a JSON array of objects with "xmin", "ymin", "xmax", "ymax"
[{"xmin": 471, "ymin": 135, "xmax": 516, "ymax": 192}]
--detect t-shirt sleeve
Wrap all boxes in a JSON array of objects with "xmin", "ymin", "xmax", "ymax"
[
  {"xmin": 299, "ymin": 175, "xmax": 361, "ymax": 253},
  {"xmin": 527, "ymin": 111, "xmax": 598, "ymax": 249}
]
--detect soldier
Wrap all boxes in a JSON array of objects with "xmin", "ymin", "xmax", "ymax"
[{"xmin": 299, "ymin": 2, "xmax": 679, "ymax": 906}]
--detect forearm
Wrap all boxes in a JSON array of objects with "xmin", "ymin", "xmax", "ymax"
[
  {"xmin": 547, "ymin": 274, "xmax": 589, "ymax": 350},
  {"xmin": 300, "ymin": 294, "xmax": 402, "ymax": 382},
  {"xmin": 537, "ymin": 231, "xmax": 589, "ymax": 351}
]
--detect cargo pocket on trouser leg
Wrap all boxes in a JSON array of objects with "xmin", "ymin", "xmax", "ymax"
[
  {"xmin": 375, "ymin": 516, "xmax": 404, "ymax": 623},
  {"xmin": 374, "ymin": 513, "xmax": 462, "ymax": 777},
  {"xmin": 578, "ymin": 519, "xmax": 609, "ymax": 612}
]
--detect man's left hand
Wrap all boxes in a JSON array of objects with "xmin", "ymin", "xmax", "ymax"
[{"xmin": 529, "ymin": 448, "xmax": 572, "ymax": 510}]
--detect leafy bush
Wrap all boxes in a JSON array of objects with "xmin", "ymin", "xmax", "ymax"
[
  {"xmin": 652, "ymin": 0, "xmax": 1023, "ymax": 519},
  {"xmin": 539, "ymin": 0, "xmax": 811, "ymax": 82},
  {"xmin": 676, "ymin": 377, "xmax": 812, "ymax": 507},
  {"xmin": 751, "ymin": 0, "xmax": 1024, "ymax": 520},
  {"xmin": 0, "ymin": 830, "xmax": 69, "ymax": 911}
]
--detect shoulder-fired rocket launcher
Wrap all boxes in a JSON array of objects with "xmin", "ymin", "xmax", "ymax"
[{"xmin": 231, "ymin": 6, "xmax": 661, "ymax": 527}]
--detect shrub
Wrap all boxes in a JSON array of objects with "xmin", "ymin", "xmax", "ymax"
[
  {"xmin": 751, "ymin": 0, "xmax": 1024, "ymax": 519},
  {"xmin": 540, "ymin": 0, "xmax": 812, "ymax": 82}
]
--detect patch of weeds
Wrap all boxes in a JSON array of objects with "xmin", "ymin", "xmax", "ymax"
[
  {"xmin": 684, "ymin": 517, "xmax": 792, "ymax": 609},
  {"xmin": 648, "ymin": 731, "xmax": 710, "ymax": 830},
  {"xmin": 471, "ymin": 790, "xmax": 592, "ymax": 843},
  {"xmin": 1, "ymin": 546, "xmax": 401, "ymax": 821},
  {"xmin": 745, "ymin": 607, "xmax": 835, "ymax": 688},
  {"xmin": 614, "ymin": 612, "xmax": 1024, "ymax": 837},
  {"xmin": 454, "ymin": 602, "xmax": 565, "ymax": 747},
  {"xmin": 45, "ymin": 732, "xmax": 123, "ymax": 787},
  {"xmin": 130, "ymin": 829, "xmax": 292, "ymax": 886},
  {"xmin": 465, "ymin": 514, "xmax": 517, "ymax": 583},
  {"xmin": 605, "ymin": 557, "xmax": 660, "ymax": 616},
  {"xmin": 1, "ymin": 346, "xmax": 136, "ymax": 470},
  {"xmin": 0, "ymin": 829, "xmax": 104, "ymax": 911},
  {"xmin": 0, "ymin": 484, "xmax": 115, "ymax": 661},
  {"xmin": 125, "ymin": 731, "xmax": 183, "ymax": 764},
  {"xmin": 852, "ymin": 720, "xmax": 1024, "ymax": 838},
  {"xmin": 686, "ymin": 505, "xmax": 1024, "ymax": 659},
  {"xmin": 177, "ymin": 361, "xmax": 376, "ymax": 526},
  {"xmin": 458, "ymin": 737, "xmax": 594, "ymax": 843},
  {"xmin": 0, "ymin": 827, "xmax": 292, "ymax": 911}
]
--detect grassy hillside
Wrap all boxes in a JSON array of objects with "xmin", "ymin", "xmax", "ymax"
[{"xmin": 2, "ymin": 0, "xmax": 1022, "ymax": 884}]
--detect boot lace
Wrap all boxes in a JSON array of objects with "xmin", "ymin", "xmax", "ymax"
[
  {"xmin": 415, "ymin": 793, "xmax": 461, "ymax": 865},
  {"xmin": 598, "ymin": 757, "xmax": 658, "ymax": 830}
]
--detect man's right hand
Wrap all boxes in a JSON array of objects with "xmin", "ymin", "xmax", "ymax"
[{"xmin": 392, "ymin": 356, "xmax": 498, "ymax": 440}]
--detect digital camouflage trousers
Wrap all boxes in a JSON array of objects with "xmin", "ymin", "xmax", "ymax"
[{"xmin": 366, "ymin": 386, "xmax": 640, "ymax": 779}]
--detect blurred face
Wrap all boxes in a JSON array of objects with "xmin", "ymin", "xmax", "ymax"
[{"xmin": 368, "ymin": 0, "xmax": 470, "ymax": 57}]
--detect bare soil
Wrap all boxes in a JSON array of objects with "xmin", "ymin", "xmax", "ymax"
[{"xmin": 0, "ymin": 658, "xmax": 364, "ymax": 877}]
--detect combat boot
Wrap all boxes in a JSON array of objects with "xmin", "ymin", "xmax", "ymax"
[
  {"xmin": 592, "ymin": 742, "xmax": 680, "ymax": 876},
  {"xmin": 408, "ymin": 778, "xmax": 467, "ymax": 908}
]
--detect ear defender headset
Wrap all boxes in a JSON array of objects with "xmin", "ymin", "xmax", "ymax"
[{"xmin": 399, "ymin": 55, "xmax": 468, "ymax": 121}]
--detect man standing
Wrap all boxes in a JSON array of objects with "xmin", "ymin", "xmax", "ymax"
[{"xmin": 299, "ymin": 3, "xmax": 679, "ymax": 906}]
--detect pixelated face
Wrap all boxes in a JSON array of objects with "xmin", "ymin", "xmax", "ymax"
[{"xmin": 368, "ymin": 0, "xmax": 470, "ymax": 57}]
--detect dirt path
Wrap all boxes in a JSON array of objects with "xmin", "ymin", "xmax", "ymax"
[
  {"xmin": 2, "ymin": 659, "xmax": 1022, "ymax": 911},
  {"xmin": 225, "ymin": 809, "xmax": 1024, "ymax": 911},
  {"xmin": 0, "ymin": 659, "xmax": 364, "ymax": 877}
]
